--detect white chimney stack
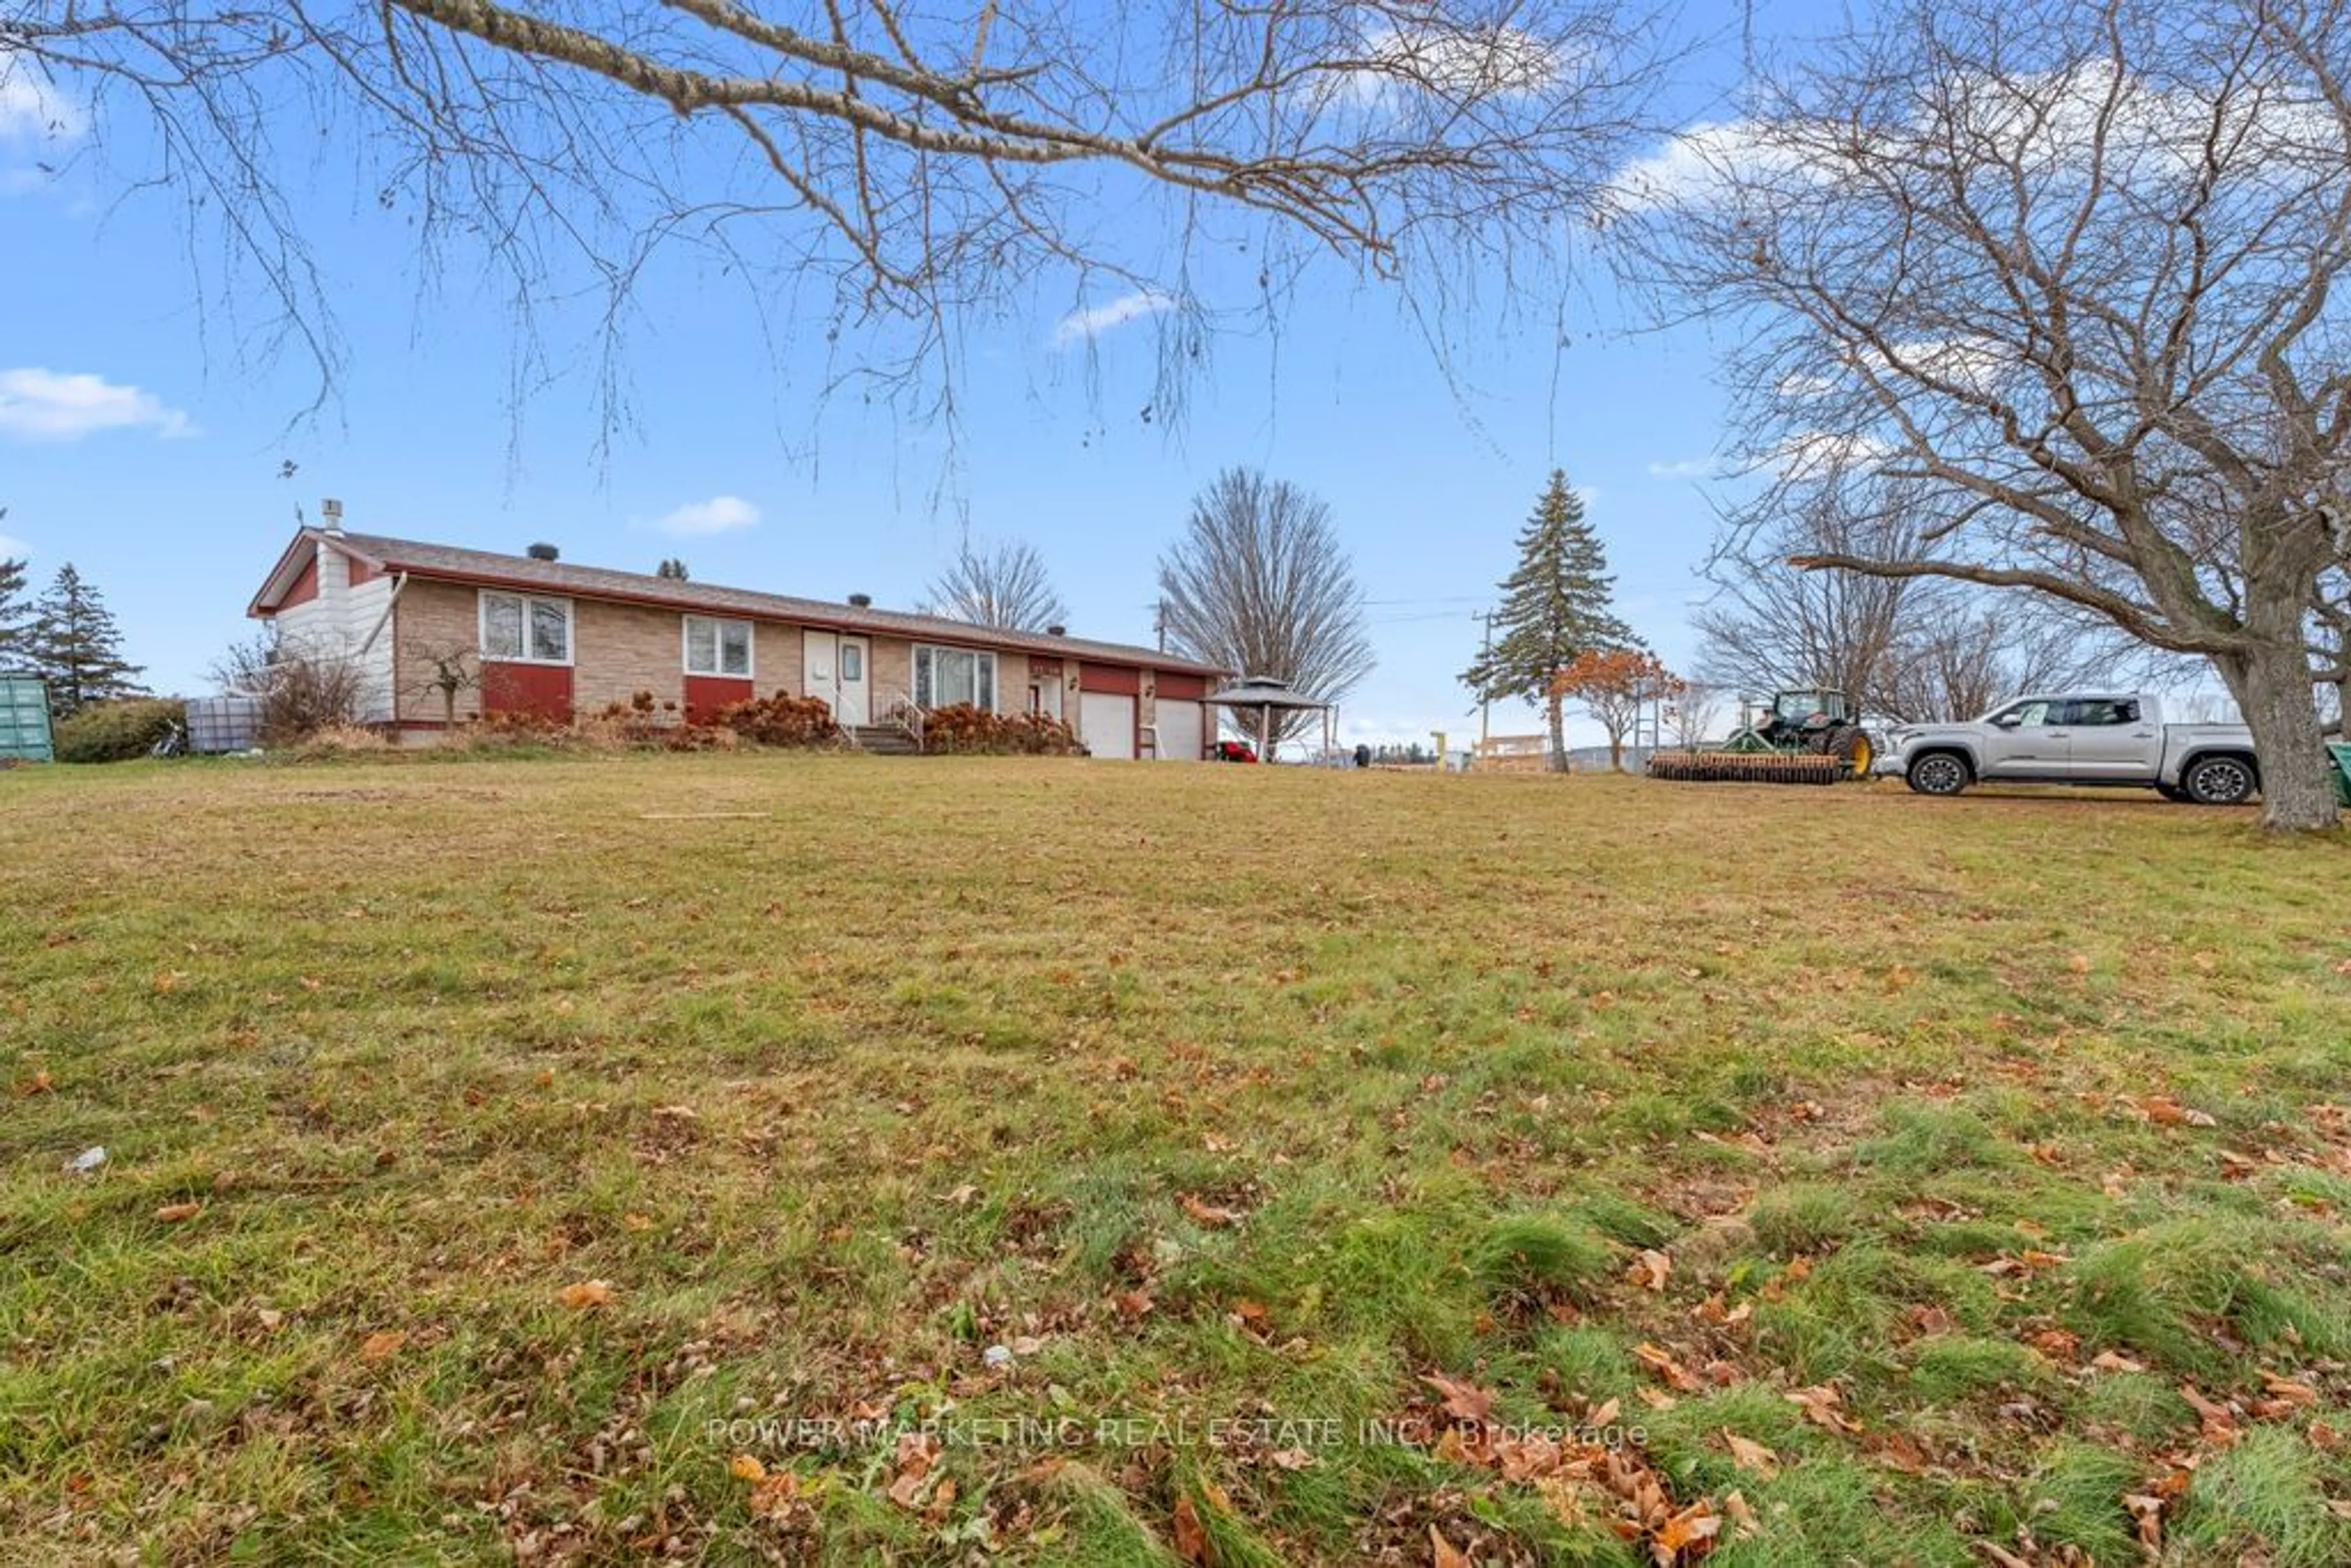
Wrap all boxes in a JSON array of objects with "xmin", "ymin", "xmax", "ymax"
[{"xmin": 321, "ymin": 498, "xmax": 345, "ymax": 533}]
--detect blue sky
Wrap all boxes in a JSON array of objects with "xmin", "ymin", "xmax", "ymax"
[{"xmin": 0, "ymin": 6, "xmax": 1820, "ymax": 748}]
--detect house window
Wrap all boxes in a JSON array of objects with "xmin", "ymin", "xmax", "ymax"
[
  {"xmin": 914, "ymin": 645, "xmax": 996, "ymax": 710},
  {"xmin": 480, "ymin": 591, "xmax": 571, "ymax": 664},
  {"xmin": 684, "ymin": 615, "xmax": 754, "ymax": 677}
]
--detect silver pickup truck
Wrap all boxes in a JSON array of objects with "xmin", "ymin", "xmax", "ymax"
[{"xmin": 1886, "ymin": 692, "xmax": 2261, "ymax": 804}]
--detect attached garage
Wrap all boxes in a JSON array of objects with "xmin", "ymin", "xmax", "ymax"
[
  {"xmin": 1151, "ymin": 672, "xmax": 1209, "ymax": 761},
  {"xmin": 1152, "ymin": 699, "xmax": 1202, "ymax": 761},
  {"xmin": 1081, "ymin": 692, "xmax": 1137, "ymax": 759},
  {"xmin": 1079, "ymin": 664, "xmax": 1140, "ymax": 759}
]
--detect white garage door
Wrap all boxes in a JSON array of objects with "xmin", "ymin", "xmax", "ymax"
[
  {"xmin": 1153, "ymin": 699, "xmax": 1203, "ymax": 761},
  {"xmin": 1080, "ymin": 692, "xmax": 1136, "ymax": 759}
]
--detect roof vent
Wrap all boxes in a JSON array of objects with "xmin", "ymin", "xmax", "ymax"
[
  {"xmin": 320, "ymin": 498, "xmax": 345, "ymax": 533},
  {"xmin": 1046, "ymin": 624, "xmax": 1067, "ymax": 637},
  {"xmin": 847, "ymin": 592, "xmax": 873, "ymax": 609},
  {"xmin": 526, "ymin": 542, "xmax": 560, "ymax": 561}
]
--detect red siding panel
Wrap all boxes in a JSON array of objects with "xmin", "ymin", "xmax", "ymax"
[
  {"xmin": 1155, "ymin": 672, "xmax": 1208, "ymax": 701},
  {"xmin": 482, "ymin": 662, "xmax": 575, "ymax": 722},
  {"xmin": 683, "ymin": 675, "xmax": 755, "ymax": 724},
  {"xmin": 1079, "ymin": 662, "xmax": 1141, "ymax": 696},
  {"xmin": 348, "ymin": 557, "xmax": 380, "ymax": 586},
  {"xmin": 281, "ymin": 556, "xmax": 320, "ymax": 607}
]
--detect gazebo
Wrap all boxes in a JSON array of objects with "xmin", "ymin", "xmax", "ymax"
[{"xmin": 1206, "ymin": 675, "xmax": 1330, "ymax": 762}]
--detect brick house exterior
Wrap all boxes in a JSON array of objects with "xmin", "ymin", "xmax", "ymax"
[{"xmin": 246, "ymin": 528, "xmax": 1227, "ymax": 758}]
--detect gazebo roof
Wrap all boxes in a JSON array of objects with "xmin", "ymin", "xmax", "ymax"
[{"xmin": 1205, "ymin": 676, "xmax": 1329, "ymax": 711}]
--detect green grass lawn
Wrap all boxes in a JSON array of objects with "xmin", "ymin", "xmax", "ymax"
[{"xmin": 4, "ymin": 754, "xmax": 2350, "ymax": 1566}]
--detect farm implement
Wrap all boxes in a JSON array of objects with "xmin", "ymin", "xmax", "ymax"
[{"xmin": 1648, "ymin": 688, "xmax": 1877, "ymax": 786}]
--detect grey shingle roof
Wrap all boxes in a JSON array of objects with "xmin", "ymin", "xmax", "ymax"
[{"xmin": 317, "ymin": 530, "xmax": 1228, "ymax": 677}]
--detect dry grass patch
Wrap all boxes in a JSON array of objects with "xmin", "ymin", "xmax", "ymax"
[{"xmin": 4, "ymin": 756, "xmax": 2350, "ymax": 1564}]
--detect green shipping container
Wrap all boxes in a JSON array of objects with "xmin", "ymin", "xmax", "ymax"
[{"xmin": 0, "ymin": 674, "xmax": 54, "ymax": 763}]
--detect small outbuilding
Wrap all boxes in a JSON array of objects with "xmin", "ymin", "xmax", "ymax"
[{"xmin": 1207, "ymin": 676, "xmax": 1331, "ymax": 761}]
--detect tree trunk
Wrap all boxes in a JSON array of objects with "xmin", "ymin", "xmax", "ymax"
[
  {"xmin": 2213, "ymin": 639, "xmax": 2341, "ymax": 832},
  {"xmin": 1607, "ymin": 733, "xmax": 1625, "ymax": 771},
  {"xmin": 1547, "ymin": 692, "xmax": 1568, "ymax": 772}
]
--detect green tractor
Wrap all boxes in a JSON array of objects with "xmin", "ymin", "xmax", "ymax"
[{"xmin": 1649, "ymin": 688, "xmax": 1877, "ymax": 784}]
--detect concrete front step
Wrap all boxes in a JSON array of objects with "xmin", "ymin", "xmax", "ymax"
[{"xmin": 850, "ymin": 726, "xmax": 923, "ymax": 756}]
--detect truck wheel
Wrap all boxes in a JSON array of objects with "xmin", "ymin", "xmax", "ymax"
[
  {"xmin": 2181, "ymin": 754, "xmax": 2258, "ymax": 806},
  {"xmin": 1906, "ymin": 751, "xmax": 1971, "ymax": 797},
  {"xmin": 2154, "ymin": 782, "xmax": 2189, "ymax": 803}
]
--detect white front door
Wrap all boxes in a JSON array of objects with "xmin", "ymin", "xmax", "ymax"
[
  {"xmin": 836, "ymin": 636, "xmax": 869, "ymax": 726},
  {"xmin": 804, "ymin": 630, "xmax": 871, "ymax": 726}
]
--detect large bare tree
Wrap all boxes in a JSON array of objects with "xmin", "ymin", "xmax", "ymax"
[
  {"xmin": 6, "ymin": 0, "xmax": 1663, "ymax": 418},
  {"xmin": 924, "ymin": 534, "xmax": 1067, "ymax": 632},
  {"xmin": 1697, "ymin": 478, "xmax": 2169, "ymax": 724},
  {"xmin": 1618, "ymin": 0, "xmax": 2351, "ymax": 830},
  {"xmin": 1157, "ymin": 467, "xmax": 1373, "ymax": 746}
]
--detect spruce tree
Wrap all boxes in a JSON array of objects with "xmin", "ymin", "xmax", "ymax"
[
  {"xmin": 29, "ymin": 563, "xmax": 147, "ymax": 716},
  {"xmin": 1461, "ymin": 470, "xmax": 1636, "ymax": 771},
  {"xmin": 0, "ymin": 552, "xmax": 32, "ymax": 670}
]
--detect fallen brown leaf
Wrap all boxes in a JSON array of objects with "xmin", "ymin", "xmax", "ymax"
[
  {"xmin": 1722, "ymin": 1431, "xmax": 1779, "ymax": 1478},
  {"xmin": 154, "ymin": 1201, "xmax": 203, "ymax": 1223},
  {"xmin": 1422, "ymin": 1371, "xmax": 1498, "ymax": 1424},
  {"xmin": 1633, "ymin": 1343, "xmax": 1703, "ymax": 1392},
  {"xmin": 1173, "ymin": 1494, "xmax": 1210, "ymax": 1564},
  {"xmin": 1786, "ymin": 1383, "xmax": 1862, "ymax": 1433},
  {"xmin": 1429, "ymin": 1523, "xmax": 1471, "ymax": 1568},
  {"xmin": 1652, "ymin": 1499, "xmax": 1722, "ymax": 1563},
  {"xmin": 1179, "ymin": 1193, "xmax": 1245, "ymax": 1228},
  {"xmin": 358, "ymin": 1330, "xmax": 406, "ymax": 1362},
  {"xmin": 558, "ymin": 1278, "xmax": 615, "ymax": 1310}
]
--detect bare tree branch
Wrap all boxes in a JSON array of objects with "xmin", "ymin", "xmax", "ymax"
[
  {"xmin": 4, "ymin": 0, "xmax": 1670, "ymax": 426},
  {"xmin": 923, "ymin": 533, "xmax": 1067, "ymax": 632},
  {"xmin": 1157, "ymin": 467, "xmax": 1373, "ymax": 745}
]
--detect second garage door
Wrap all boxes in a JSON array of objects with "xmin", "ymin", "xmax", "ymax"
[
  {"xmin": 1152, "ymin": 698, "xmax": 1203, "ymax": 761},
  {"xmin": 1080, "ymin": 692, "xmax": 1136, "ymax": 759}
]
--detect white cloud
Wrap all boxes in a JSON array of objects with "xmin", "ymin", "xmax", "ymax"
[
  {"xmin": 1608, "ymin": 66, "xmax": 2344, "ymax": 219},
  {"xmin": 1, "ymin": 75, "xmax": 87, "ymax": 195},
  {"xmin": 1344, "ymin": 23, "xmax": 1568, "ymax": 104},
  {"xmin": 0, "ymin": 77, "xmax": 84, "ymax": 143},
  {"xmin": 1646, "ymin": 457, "xmax": 1717, "ymax": 479},
  {"xmin": 1605, "ymin": 120, "xmax": 1818, "ymax": 212},
  {"xmin": 1768, "ymin": 428, "xmax": 1900, "ymax": 478},
  {"xmin": 0, "ymin": 532, "xmax": 31, "ymax": 560},
  {"xmin": 1050, "ymin": 290, "xmax": 1178, "ymax": 348},
  {"xmin": 0, "ymin": 368, "xmax": 195, "ymax": 442},
  {"xmin": 654, "ymin": 494, "xmax": 761, "ymax": 536}
]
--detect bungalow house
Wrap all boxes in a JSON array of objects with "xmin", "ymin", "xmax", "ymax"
[{"xmin": 245, "ymin": 520, "xmax": 1230, "ymax": 759}]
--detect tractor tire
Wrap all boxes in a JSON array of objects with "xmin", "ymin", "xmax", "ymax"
[
  {"xmin": 1829, "ymin": 726, "xmax": 1875, "ymax": 776},
  {"xmin": 1905, "ymin": 751, "xmax": 1972, "ymax": 797},
  {"xmin": 2181, "ymin": 754, "xmax": 2259, "ymax": 806}
]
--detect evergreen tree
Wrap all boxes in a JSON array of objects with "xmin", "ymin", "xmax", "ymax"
[
  {"xmin": 29, "ymin": 564, "xmax": 147, "ymax": 716},
  {"xmin": 1460, "ymin": 471, "xmax": 1635, "ymax": 771},
  {"xmin": 0, "ymin": 551, "xmax": 32, "ymax": 669},
  {"xmin": 656, "ymin": 557, "xmax": 691, "ymax": 580}
]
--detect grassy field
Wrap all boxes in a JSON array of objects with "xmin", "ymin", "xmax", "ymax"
[{"xmin": 4, "ymin": 754, "xmax": 2350, "ymax": 1566}]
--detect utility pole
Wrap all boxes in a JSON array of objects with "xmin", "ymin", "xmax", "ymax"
[
  {"xmin": 1153, "ymin": 598, "xmax": 1166, "ymax": 653},
  {"xmin": 1477, "ymin": 610, "xmax": 1494, "ymax": 746}
]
